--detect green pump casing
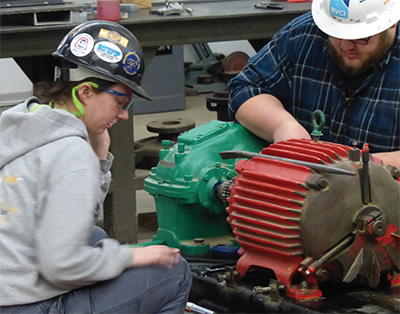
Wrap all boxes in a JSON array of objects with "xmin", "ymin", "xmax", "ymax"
[{"xmin": 144, "ymin": 120, "xmax": 266, "ymax": 256}]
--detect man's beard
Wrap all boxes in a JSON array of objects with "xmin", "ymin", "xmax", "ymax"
[{"xmin": 329, "ymin": 34, "xmax": 394, "ymax": 78}]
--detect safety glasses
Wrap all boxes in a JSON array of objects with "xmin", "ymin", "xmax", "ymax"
[
  {"xmin": 72, "ymin": 82, "xmax": 134, "ymax": 115},
  {"xmin": 100, "ymin": 87, "xmax": 134, "ymax": 111},
  {"xmin": 350, "ymin": 36, "xmax": 372, "ymax": 45},
  {"xmin": 333, "ymin": 36, "xmax": 372, "ymax": 45}
]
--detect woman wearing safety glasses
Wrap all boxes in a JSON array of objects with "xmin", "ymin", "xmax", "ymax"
[{"xmin": 0, "ymin": 21, "xmax": 192, "ymax": 313}]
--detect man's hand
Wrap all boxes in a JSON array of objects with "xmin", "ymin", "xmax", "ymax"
[
  {"xmin": 89, "ymin": 130, "xmax": 111, "ymax": 160},
  {"xmin": 131, "ymin": 245, "xmax": 181, "ymax": 269}
]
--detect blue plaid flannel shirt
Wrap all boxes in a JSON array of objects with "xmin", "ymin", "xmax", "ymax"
[{"xmin": 229, "ymin": 12, "xmax": 400, "ymax": 153}]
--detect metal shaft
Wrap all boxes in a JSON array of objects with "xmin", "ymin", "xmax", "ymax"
[
  {"xmin": 361, "ymin": 150, "xmax": 370, "ymax": 204},
  {"xmin": 305, "ymin": 234, "xmax": 354, "ymax": 274},
  {"xmin": 219, "ymin": 150, "xmax": 356, "ymax": 176}
]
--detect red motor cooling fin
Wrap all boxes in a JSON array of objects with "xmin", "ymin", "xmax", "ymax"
[{"xmin": 226, "ymin": 139, "xmax": 400, "ymax": 300}]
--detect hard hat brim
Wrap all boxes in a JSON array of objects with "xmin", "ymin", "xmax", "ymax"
[{"xmin": 53, "ymin": 51, "xmax": 152, "ymax": 101}]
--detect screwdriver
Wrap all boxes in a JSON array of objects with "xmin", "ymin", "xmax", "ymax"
[{"xmin": 186, "ymin": 302, "xmax": 215, "ymax": 314}]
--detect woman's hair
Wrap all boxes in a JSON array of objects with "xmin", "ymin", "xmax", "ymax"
[{"xmin": 33, "ymin": 77, "xmax": 115, "ymax": 104}]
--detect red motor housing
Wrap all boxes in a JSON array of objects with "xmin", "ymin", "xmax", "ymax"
[{"xmin": 226, "ymin": 139, "xmax": 400, "ymax": 300}]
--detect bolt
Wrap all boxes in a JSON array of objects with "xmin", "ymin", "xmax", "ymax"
[
  {"xmin": 178, "ymin": 143, "xmax": 185, "ymax": 153},
  {"xmin": 349, "ymin": 148, "xmax": 360, "ymax": 162},
  {"xmin": 161, "ymin": 140, "xmax": 171, "ymax": 149},
  {"xmin": 253, "ymin": 286, "xmax": 271, "ymax": 293},
  {"xmin": 315, "ymin": 268, "xmax": 329, "ymax": 281},
  {"xmin": 387, "ymin": 165, "xmax": 400, "ymax": 180},
  {"xmin": 317, "ymin": 178, "xmax": 328, "ymax": 189},
  {"xmin": 184, "ymin": 175, "xmax": 193, "ymax": 182},
  {"xmin": 372, "ymin": 220, "xmax": 387, "ymax": 237},
  {"xmin": 217, "ymin": 273, "xmax": 231, "ymax": 282},
  {"xmin": 253, "ymin": 284, "xmax": 285, "ymax": 294},
  {"xmin": 306, "ymin": 174, "xmax": 328, "ymax": 191}
]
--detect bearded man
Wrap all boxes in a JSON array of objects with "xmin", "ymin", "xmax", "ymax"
[{"xmin": 229, "ymin": 0, "xmax": 400, "ymax": 169}]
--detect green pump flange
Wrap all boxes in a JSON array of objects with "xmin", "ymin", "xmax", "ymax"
[{"xmin": 311, "ymin": 110, "xmax": 325, "ymax": 142}]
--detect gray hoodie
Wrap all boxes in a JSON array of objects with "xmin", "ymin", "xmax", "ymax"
[{"xmin": 0, "ymin": 97, "xmax": 133, "ymax": 306}]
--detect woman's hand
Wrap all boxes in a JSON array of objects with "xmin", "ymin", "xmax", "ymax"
[
  {"xmin": 131, "ymin": 245, "xmax": 181, "ymax": 269},
  {"xmin": 89, "ymin": 130, "xmax": 111, "ymax": 160}
]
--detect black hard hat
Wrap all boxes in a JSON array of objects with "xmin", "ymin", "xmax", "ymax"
[{"xmin": 53, "ymin": 20, "xmax": 150, "ymax": 100}]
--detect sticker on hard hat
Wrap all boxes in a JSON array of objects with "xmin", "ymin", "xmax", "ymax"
[
  {"xmin": 98, "ymin": 29, "xmax": 129, "ymax": 48},
  {"xmin": 122, "ymin": 51, "xmax": 141, "ymax": 76},
  {"xmin": 70, "ymin": 33, "xmax": 94, "ymax": 57},
  {"xmin": 330, "ymin": 0, "xmax": 349, "ymax": 19},
  {"xmin": 94, "ymin": 41, "xmax": 123, "ymax": 63}
]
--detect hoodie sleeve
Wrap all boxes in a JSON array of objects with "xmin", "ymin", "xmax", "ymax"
[
  {"xmin": 36, "ymin": 138, "xmax": 133, "ymax": 290},
  {"xmin": 93, "ymin": 152, "xmax": 113, "ymax": 222}
]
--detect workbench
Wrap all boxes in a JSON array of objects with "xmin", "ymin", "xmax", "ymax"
[{"xmin": 0, "ymin": 0, "xmax": 311, "ymax": 243}]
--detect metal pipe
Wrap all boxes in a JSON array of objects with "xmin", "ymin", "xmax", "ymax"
[
  {"xmin": 219, "ymin": 150, "xmax": 356, "ymax": 176},
  {"xmin": 305, "ymin": 234, "xmax": 354, "ymax": 275}
]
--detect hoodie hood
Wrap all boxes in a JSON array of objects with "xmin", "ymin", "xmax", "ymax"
[{"xmin": 0, "ymin": 97, "xmax": 88, "ymax": 169}]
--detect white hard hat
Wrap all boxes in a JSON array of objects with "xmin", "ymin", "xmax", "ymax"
[{"xmin": 312, "ymin": 0, "xmax": 400, "ymax": 40}]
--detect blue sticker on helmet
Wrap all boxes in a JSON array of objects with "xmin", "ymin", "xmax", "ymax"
[
  {"xmin": 123, "ymin": 51, "xmax": 141, "ymax": 76},
  {"xmin": 94, "ymin": 42, "xmax": 122, "ymax": 63},
  {"xmin": 330, "ymin": 0, "xmax": 349, "ymax": 19}
]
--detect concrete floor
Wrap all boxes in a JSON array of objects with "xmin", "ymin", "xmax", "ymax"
[{"xmin": 133, "ymin": 92, "xmax": 219, "ymax": 242}]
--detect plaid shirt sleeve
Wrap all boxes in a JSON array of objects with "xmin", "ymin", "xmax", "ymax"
[{"xmin": 228, "ymin": 12, "xmax": 400, "ymax": 153}]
